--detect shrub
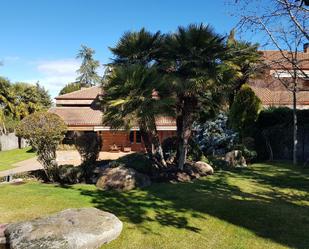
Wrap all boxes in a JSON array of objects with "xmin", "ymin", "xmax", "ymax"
[
  {"xmin": 110, "ymin": 153, "xmax": 154, "ymax": 175},
  {"xmin": 253, "ymin": 107, "xmax": 309, "ymax": 161},
  {"xmin": 58, "ymin": 165, "xmax": 83, "ymax": 184},
  {"xmin": 162, "ymin": 136, "xmax": 178, "ymax": 160},
  {"xmin": 162, "ymin": 136, "xmax": 205, "ymax": 162},
  {"xmin": 16, "ymin": 112, "xmax": 67, "ymax": 182},
  {"xmin": 194, "ymin": 113, "xmax": 238, "ymax": 156},
  {"xmin": 188, "ymin": 138, "xmax": 204, "ymax": 162},
  {"xmin": 229, "ymin": 84, "xmax": 261, "ymax": 138},
  {"xmin": 75, "ymin": 132, "xmax": 100, "ymax": 181},
  {"xmin": 57, "ymin": 144, "xmax": 76, "ymax": 151}
]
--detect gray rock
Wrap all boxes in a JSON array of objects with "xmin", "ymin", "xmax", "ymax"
[
  {"xmin": 175, "ymin": 172, "xmax": 192, "ymax": 182},
  {"xmin": 193, "ymin": 161, "xmax": 214, "ymax": 175},
  {"xmin": 96, "ymin": 166, "xmax": 151, "ymax": 191},
  {"xmin": 4, "ymin": 208, "xmax": 122, "ymax": 249},
  {"xmin": 225, "ymin": 150, "xmax": 247, "ymax": 168},
  {"xmin": 0, "ymin": 224, "xmax": 7, "ymax": 248}
]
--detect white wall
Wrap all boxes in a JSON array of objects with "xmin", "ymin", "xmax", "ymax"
[{"xmin": 0, "ymin": 133, "xmax": 27, "ymax": 151}]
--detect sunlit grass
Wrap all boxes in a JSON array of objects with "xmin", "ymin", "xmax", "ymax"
[
  {"xmin": 0, "ymin": 162, "xmax": 308, "ymax": 249},
  {"xmin": 0, "ymin": 147, "xmax": 35, "ymax": 171}
]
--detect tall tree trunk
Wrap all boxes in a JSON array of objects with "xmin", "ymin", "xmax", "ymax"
[
  {"xmin": 150, "ymin": 122, "xmax": 167, "ymax": 167},
  {"xmin": 293, "ymin": 88, "xmax": 298, "ymax": 165},
  {"xmin": 146, "ymin": 116, "xmax": 167, "ymax": 167},
  {"xmin": 177, "ymin": 97, "xmax": 195, "ymax": 170},
  {"xmin": 139, "ymin": 120, "xmax": 153, "ymax": 157}
]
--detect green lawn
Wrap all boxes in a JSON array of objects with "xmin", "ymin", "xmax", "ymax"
[
  {"xmin": 0, "ymin": 163, "xmax": 308, "ymax": 249},
  {"xmin": 0, "ymin": 147, "xmax": 36, "ymax": 172}
]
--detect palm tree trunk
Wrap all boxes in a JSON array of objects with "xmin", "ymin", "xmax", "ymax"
[
  {"xmin": 177, "ymin": 97, "xmax": 195, "ymax": 170},
  {"xmin": 148, "ymin": 116, "xmax": 167, "ymax": 167},
  {"xmin": 139, "ymin": 121, "xmax": 153, "ymax": 157},
  {"xmin": 293, "ymin": 89, "xmax": 298, "ymax": 165}
]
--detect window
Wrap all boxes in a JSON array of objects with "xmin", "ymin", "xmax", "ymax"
[
  {"xmin": 136, "ymin": 131, "xmax": 141, "ymax": 143},
  {"xmin": 129, "ymin": 131, "xmax": 134, "ymax": 144},
  {"xmin": 129, "ymin": 131, "xmax": 142, "ymax": 144}
]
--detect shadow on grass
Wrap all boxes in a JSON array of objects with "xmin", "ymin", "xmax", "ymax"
[
  {"xmin": 26, "ymin": 147, "xmax": 36, "ymax": 153},
  {"xmin": 59, "ymin": 163, "xmax": 309, "ymax": 249}
]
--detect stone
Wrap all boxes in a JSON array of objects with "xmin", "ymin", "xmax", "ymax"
[
  {"xmin": 175, "ymin": 172, "xmax": 192, "ymax": 182},
  {"xmin": 4, "ymin": 208, "xmax": 122, "ymax": 249},
  {"xmin": 183, "ymin": 165, "xmax": 200, "ymax": 179},
  {"xmin": 0, "ymin": 224, "xmax": 7, "ymax": 247},
  {"xmin": 193, "ymin": 161, "xmax": 214, "ymax": 176},
  {"xmin": 225, "ymin": 150, "xmax": 247, "ymax": 168},
  {"xmin": 96, "ymin": 166, "xmax": 151, "ymax": 191}
]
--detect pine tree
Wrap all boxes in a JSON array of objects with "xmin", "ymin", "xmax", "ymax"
[{"xmin": 76, "ymin": 45, "xmax": 101, "ymax": 87}]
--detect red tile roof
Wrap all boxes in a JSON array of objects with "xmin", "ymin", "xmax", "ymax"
[
  {"xmin": 49, "ymin": 106, "xmax": 176, "ymax": 128},
  {"xmin": 49, "ymin": 107, "xmax": 103, "ymax": 126},
  {"xmin": 55, "ymin": 86, "xmax": 103, "ymax": 100},
  {"xmin": 250, "ymin": 86, "xmax": 309, "ymax": 106},
  {"xmin": 261, "ymin": 50, "xmax": 309, "ymax": 70}
]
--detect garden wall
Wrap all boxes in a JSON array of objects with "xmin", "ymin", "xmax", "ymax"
[{"xmin": 0, "ymin": 133, "xmax": 26, "ymax": 151}]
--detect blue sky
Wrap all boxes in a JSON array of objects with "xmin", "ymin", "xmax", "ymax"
[{"xmin": 0, "ymin": 0, "xmax": 244, "ymax": 98}]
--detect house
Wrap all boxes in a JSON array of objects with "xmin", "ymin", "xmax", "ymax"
[
  {"xmin": 249, "ymin": 45, "xmax": 309, "ymax": 109},
  {"xmin": 50, "ymin": 46, "xmax": 309, "ymax": 151},
  {"xmin": 49, "ymin": 86, "xmax": 176, "ymax": 152}
]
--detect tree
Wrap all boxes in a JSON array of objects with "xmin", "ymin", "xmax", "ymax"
[
  {"xmin": 0, "ymin": 77, "xmax": 15, "ymax": 116},
  {"xmin": 76, "ymin": 45, "xmax": 101, "ymax": 87},
  {"xmin": 11, "ymin": 82, "xmax": 51, "ymax": 119},
  {"xmin": 75, "ymin": 132, "xmax": 100, "ymax": 182},
  {"xmin": 232, "ymin": 0, "xmax": 309, "ymax": 165},
  {"xmin": 159, "ymin": 24, "xmax": 226, "ymax": 170},
  {"xmin": 103, "ymin": 64, "xmax": 172, "ymax": 167},
  {"xmin": 0, "ymin": 108, "xmax": 6, "ymax": 134},
  {"xmin": 109, "ymin": 28, "xmax": 162, "ymax": 65},
  {"xmin": 224, "ymin": 30, "xmax": 264, "ymax": 105},
  {"xmin": 16, "ymin": 112, "xmax": 67, "ymax": 182},
  {"xmin": 229, "ymin": 84, "xmax": 261, "ymax": 138},
  {"xmin": 234, "ymin": 0, "xmax": 309, "ymax": 41},
  {"xmin": 107, "ymin": 28, "xmax": 169, "ymax": 167},
  {"xmin": 59, "ymin": 82, "xmax": 82, "ymax": 95},
  {"xmin": 35, "ymin": 82, "xmax": 52, "ymax": 108}
]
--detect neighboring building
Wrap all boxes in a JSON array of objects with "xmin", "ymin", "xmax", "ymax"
[
  {"xmin": 249, "ymin": 45, "xmax": 309, "ymax": 109},
  {"xmin": 49, "ymin": 86, "xmax": 176, "ymax": 152}
]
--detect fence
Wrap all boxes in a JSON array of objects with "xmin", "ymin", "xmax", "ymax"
[{"xmin": 0, "ymin": 133, "xmax": 27, "ymax": 151}]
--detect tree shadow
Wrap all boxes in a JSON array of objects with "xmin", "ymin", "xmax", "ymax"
[
  {"xmin": 76, "ymin": 187, "xmax": 202, "ymax": 234},
  {"xmin": 60, "ymin": 162, "xmax": 309, "ymax": 249}
]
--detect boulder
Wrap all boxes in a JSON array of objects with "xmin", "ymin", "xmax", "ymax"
[
  {"xmin": 4, "ymin": 208, "xmax": 122, "ymax": 249},
  {"xmin": 0, "ymin": 224, "xmax": 7, "ymax": 248},
  {"xmin": 225, "ymin": 150, "xmax": 247, "ymax": 168},
  {"xmin": 96, "ymin": 166, "xmax": 151, "ymax": 191},
  {"xmin": 175, "ymin": 172, "xmax": 192, "ymax": 182},
  {"xmin": 193, "ymin": 161, "xmax": 214, "ymax": 176}
]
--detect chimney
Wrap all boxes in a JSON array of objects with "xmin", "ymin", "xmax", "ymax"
[{"xmin": 304, "ymin": 43, "xmax": 309, "ymax": 53}]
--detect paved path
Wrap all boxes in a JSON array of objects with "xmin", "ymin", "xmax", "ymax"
[
  {"xmin": 0, "ymin": 157, "xmax": 42, "ymax": 177},
  {"xmin": 0, "ymin": 151, "xmax": 132, "ymax": 177}
]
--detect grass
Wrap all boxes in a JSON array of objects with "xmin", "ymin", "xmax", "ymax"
[
  {"xmin": 0, "ymin": 162, "xmax": 309, "ymax": 249},
  {"xmin": 0, "ymin": 147, "xmax": 36, "ymax": 172}
]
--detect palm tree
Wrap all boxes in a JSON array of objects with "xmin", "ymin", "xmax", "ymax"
[
  {"xmin": 159, "ymin": 24, "xmax": 226, "ymax": 170},
  {"xmin": 109, "ymin": 28, "xmax": 162, "ymax": 65},
  {"xmin": 107, "ymin": 29, "xmax": 171, "ymax": 167},
  {"xmin": 103, "ymin": 64, "xmax": 173, "ymax": 167},
  {"xmin": 224, "ymin": 30, "xmax": 263, "ymax": 106},
  {"xmin": 0, "ymin": 108, "xmax": 6, "ymax": 134},
  {"xmin": 0, "ymin": 77, "xmax": 14, "ymax": 116}
]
